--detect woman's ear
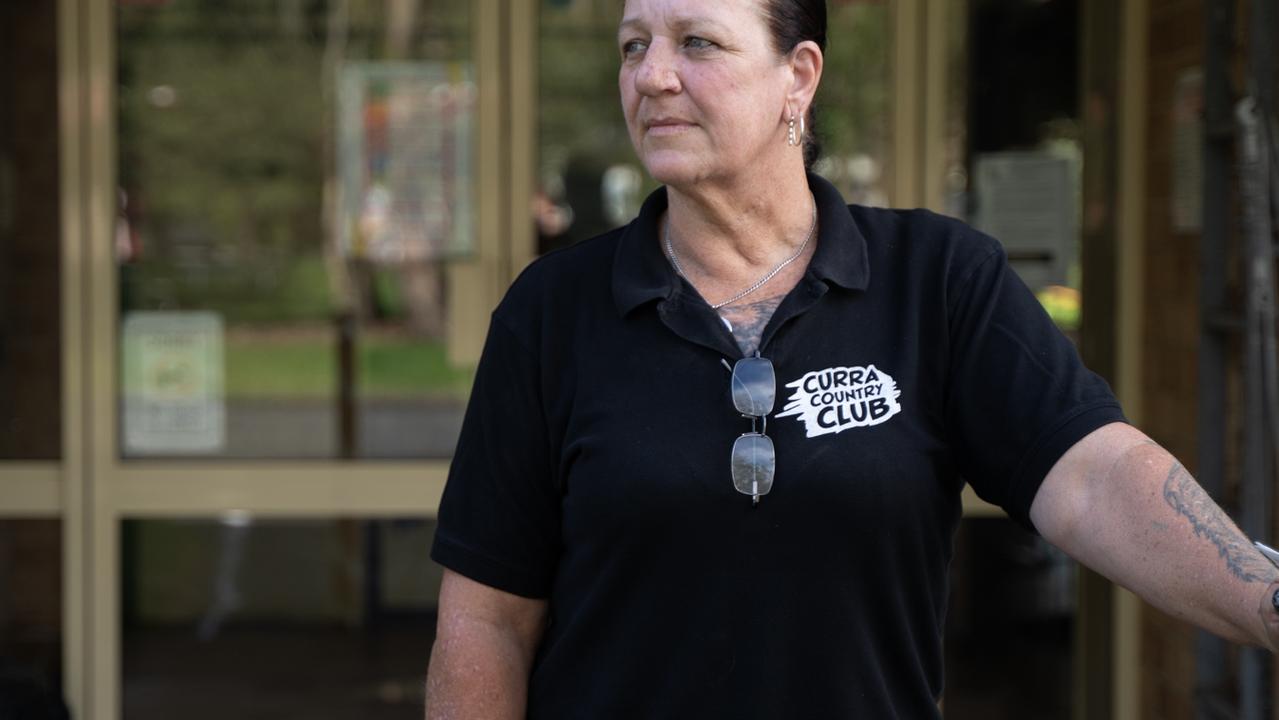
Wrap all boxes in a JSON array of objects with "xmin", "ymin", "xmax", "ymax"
[{"xmin": 787, "ymin": 40, "xmax": 823, "ymax": 116}]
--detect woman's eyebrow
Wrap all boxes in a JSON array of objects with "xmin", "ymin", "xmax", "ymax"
[{"xmin": 618, "ymin": 16, "xmax": 729, "ymax": 36}]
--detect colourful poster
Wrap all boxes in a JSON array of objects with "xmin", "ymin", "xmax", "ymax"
[{"xmin": 338, "ymin": 61, "xmax": 475, "ymax": 263}]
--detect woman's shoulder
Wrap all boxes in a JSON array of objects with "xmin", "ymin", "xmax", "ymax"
[
  {"xmin": 846, "ymin": 204, "xmax": 1004, "ymax": 277},
  {"xmin": 848, "ymin": 204, "xmax": 999, "ymax": 250},
  {"xmin": 492, "ymin": 226, "xmax": 628, "ymax": 335},
  {"xmin": 507, "ymin": 228, "xmax": 623, "ymax": 294}
]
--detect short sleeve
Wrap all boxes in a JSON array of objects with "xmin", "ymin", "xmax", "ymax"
[
  {"xmin": 945, "ymin": 240, "xmax": 1125, "ymax": 530},
  {"xmin": 430, "ymin": 313, "xmax": 561, "ymax": 598}
]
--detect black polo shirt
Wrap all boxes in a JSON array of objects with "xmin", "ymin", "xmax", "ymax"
[{"xmin": 431, "ymin": 173, "xmax": 1124, "ymax": 719}]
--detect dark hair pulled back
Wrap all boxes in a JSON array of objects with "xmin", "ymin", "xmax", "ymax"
[{"xmin": 761, "ymin": 0, "xmax": 826, "ymax": 169}]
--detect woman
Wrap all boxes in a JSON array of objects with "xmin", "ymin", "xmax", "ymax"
[{"xmin": 425, "ymin": 0, "xmax": 1279, "ymax": 717}]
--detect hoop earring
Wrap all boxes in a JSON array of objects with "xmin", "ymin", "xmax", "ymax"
[
  {"xmin": 798, "ymin": 113, "xmax": 805, "ymax": 141},
  {"xmin": 787, "ymin": 114, "xmax": 798, "ymax": 147}
]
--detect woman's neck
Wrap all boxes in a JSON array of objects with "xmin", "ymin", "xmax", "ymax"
[{"xmin": 663, "ymin": 164, "xmax": 816, "ymax": 282}]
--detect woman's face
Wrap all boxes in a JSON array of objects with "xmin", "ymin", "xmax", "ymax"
[{"xmin": 618, "ymin": 0, "xmax": 793, "ymax": 188}]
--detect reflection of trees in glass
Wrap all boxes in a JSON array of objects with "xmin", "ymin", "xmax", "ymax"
[
  {"xmin": 117, "ymin": 0, "xmax": 469, "ymax": 331},
  {"xmin": 813, "ymin": 2, "xmax": 891, "ymax": 205},
  {"xmin": 538, "ymin": 1, "xmax": 625, "ymax": 158},
  {"xmin": 538, "ymin": 0, "xmax": 637, "ymax": 250}
]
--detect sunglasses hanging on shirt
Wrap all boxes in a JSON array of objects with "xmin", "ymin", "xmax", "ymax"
[{"xmin": 726, "ymin": 354, "xmax": 776, "ymax": 505}]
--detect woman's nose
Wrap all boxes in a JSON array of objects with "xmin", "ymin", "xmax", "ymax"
[{"xmin": 634, "ymin": 46, "xmax": 681, "ymax": 95}]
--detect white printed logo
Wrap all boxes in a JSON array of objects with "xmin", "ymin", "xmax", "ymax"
[{"xmin": 776, "ymin": 364, "xmax": 903, "ymax": 438}]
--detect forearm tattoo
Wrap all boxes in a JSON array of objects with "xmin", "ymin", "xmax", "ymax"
[
  {"xmin": 1162, "ymin": 461, "xmax": 1279, "ymax": 583},
  {"xmin": 719, "ymin": 294, "xmax": 784, "ymax": 357}
]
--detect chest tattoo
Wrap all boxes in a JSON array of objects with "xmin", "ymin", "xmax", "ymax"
[{"xmin": 719, "ymin": 294, "xmax": 785, "ymax": 357}]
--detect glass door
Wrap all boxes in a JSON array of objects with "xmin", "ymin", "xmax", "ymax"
[
  {"xmin": 52, "ymin": 0, "xmax": 522, "ymax": 718},
  {"xmin": 935, "ymin": 0, "xmax": 1119, "ymax": 717},
  {"xmin": 115, "ymin": 0, "xmax": 478, "ymax": 462},
  {"xmin": 109, "ymin": 1, "xmax": 485, "ymax": 717}
]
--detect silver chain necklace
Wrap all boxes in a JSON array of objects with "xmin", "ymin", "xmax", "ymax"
[{"xmin": 664, "ymin": 198, "xmax": 817, "ymax": 310}]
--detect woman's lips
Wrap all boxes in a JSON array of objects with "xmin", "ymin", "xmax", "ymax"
[{"xmin": 645, "ymin": 119, "xmax": 695, "ymax": 136}]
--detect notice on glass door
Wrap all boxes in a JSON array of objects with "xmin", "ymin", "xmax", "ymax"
[
  {"xmin": 973, "ymin": 151, "xmax": 1076, "ymax": 292},
  {"xmin": 122, "ymin": 311, "xmax": 225, "ymax": 455}
]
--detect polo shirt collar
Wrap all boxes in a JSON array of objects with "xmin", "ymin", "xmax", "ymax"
[
  {"xmin": 611, "ymin": 172, "xmax": 870, "ymax": 317},
  {"xmin": 806, "ymin": 171, "xmax": 870, "ymax": 292}
]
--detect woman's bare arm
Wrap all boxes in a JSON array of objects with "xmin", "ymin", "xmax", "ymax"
[
  {"xmin": 425, "ymin": 569, "xmax": 549, "ymax": 719},
  {"xmin": 1030, "ymin": 422, "xmax": 1279, "ymax": 649}
]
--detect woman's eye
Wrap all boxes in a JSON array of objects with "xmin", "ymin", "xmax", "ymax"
[
  {"xmin": 621, "ymin": 39, "xmax": 648, "ymax": 56},
  {"xmin": 684, "ymin": 36, "xmax": 715, "ymax": 50}
]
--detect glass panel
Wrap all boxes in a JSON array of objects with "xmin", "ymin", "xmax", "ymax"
[
  {"xmin": 116, "ymin": 0, "xmax": 475, "ymax": 459},
  {"xmin": 0, "ymin": 0, "xmax": 61, "ymax": 460},
  {"xmin": 942, "ymin": 4, "xmax": 1081, "ymax": 716},
  {"xmin": 537, "ymin": 0, "xmax": 633, "ymax": 255},
  {"xmin": 122, "ymin": 516, "xmax": 439, "ymax": 718},
  {"xmin": 535, "ymin": 2, "xmax": 892, "ymax": 256},
  {"xmin": 809, "ymin": 1, "xmax": 892, "ymax": 207},
  {"xmin": 0, "ymin": 519, "xmax": 67, "ymax": 716},
  {"xmin": 949, "ymin": 0, "xmax": 1082, "ymax": 333}
]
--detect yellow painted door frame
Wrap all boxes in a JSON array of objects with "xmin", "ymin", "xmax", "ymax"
[{"xmin": 890, "ymin": 0, "xmax": 949, "ymax": 213}]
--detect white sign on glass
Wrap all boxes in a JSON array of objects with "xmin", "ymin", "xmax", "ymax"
[
  {"xmin": 122, "ymin": 311, "xmax": 225, "ymax": 454},
  {"xmin": 974, "ymin": 152, "xmax": 1077, "ymax": 291}
]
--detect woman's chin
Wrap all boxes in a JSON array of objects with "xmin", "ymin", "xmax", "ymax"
[{"xmin": 640, "ymin": 153, "xmax": 708, "ymax": 189}]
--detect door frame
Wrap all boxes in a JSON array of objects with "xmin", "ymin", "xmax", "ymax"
[{"xmin": 50, "ymin": 1, "xmax": 531, "ymax": 717}]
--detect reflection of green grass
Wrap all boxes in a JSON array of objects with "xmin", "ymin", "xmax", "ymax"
[
  {"xmin": 225, "ymin": 340, "xmax": 332, "ymax": 397},
  {"xmin": 225, "ymin": 333, "xmax": 473, "ymax": 399},
  {"xmin": 359, "ymin": 338, "xmax": 474, "ymax": 398}
]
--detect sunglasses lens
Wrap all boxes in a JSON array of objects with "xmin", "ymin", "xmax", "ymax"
[
  {"xmin": 731, "ymin": 357, "xmax": 776, "ymax": 417},
  {"xmin": 731, "ymin": 433, "xmax": 775, "ymax": 497}
]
